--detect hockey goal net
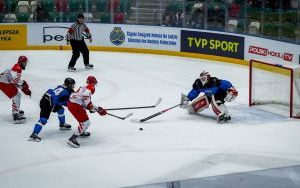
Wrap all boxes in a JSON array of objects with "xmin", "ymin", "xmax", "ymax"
[{"xmin": 249, "ymin": 59, "xmax": 300, "ymax": 118}]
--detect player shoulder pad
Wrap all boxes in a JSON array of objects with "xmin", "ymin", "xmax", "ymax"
[
  {"xmin": 193, "ymin": 79, "xmax": 203, "ymax": 90},
  {"xmin": 86, "ymin": 84, "xmax": 95, "ymax": 94},
  {"xmin": 11, "ymin": 63, "xmax": 22, "ymax": 73}
]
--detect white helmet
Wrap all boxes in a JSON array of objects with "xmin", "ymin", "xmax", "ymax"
[{"xmin": 199, "ymin": 71, "xmax": 210, "ymax": 85}]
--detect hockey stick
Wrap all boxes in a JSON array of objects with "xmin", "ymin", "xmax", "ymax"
[
  {"xmin": 132, "ymin": 103, "xmax": 182, "ymax": 123},
  {"xmin": 106, "ymin": 98, "xmax": 162, "ymax": 111},
  {"xmin": 107, "ymin": 112, "xmax": 133, "ymax": 120}
]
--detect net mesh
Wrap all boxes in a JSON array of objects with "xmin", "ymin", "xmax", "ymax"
[{"xmin": 250, "ymin": 60, "xmax": 300, "ymax": 118}]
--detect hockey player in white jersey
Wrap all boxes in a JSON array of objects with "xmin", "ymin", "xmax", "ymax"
[
  {"xmin": 67, "ymin": 76, "xmax": 107, "ymax": 148},
  {"xmin": 0, "ymin": 56, "xmax": 31, "ymax": 123}
]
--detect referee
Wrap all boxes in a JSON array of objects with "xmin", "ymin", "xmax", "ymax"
[{"xmin": 66, "ymin": 13, "xmax": 93, "ymax": 71}]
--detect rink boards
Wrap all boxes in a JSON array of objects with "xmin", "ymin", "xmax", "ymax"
[{"xmin": 0, "ymin": 23, "xmax": 299, "ymax": 66}]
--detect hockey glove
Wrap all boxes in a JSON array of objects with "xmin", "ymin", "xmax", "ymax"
[
  {"xmin": 21, "ymin": 80, "xmax": 31, "ymax": 96},
  {"xmin": 180, "ymin": 94, "xmax": 190, "ymax": 109},
  {"xmin": 97, "ymin": 107, "xmax": 107, "ymax": 116},
  {"xmin": 224, "ymin": 87, "xmax": 238, "ymax": 102}
]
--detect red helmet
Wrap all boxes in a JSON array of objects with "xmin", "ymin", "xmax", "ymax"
[
  {"xmin": 18, "ymin": 56, "xmax": 28, "ymax": 70},
  {"xmin": 86, "ymin": 76, "xmax": 97, "ymax": 85}
]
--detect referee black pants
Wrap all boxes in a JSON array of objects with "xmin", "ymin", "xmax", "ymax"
[{"xmin": 68, "ymin": 39, "xmax": 89, "ymax": 68}]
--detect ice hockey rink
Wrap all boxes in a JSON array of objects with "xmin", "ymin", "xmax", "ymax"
[{"xmin": 0, "ymin": 50, "xmax": 300, "ymax": 188}]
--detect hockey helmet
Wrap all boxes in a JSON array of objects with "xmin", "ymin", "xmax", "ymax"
[
  {"xmin": 77, "ymin": 13, "xmax": 84, "ymax": 19},
  {"xmin": 87, "ymin": 76, "xmax": 97, "ymax": 86},
  {"xmin": 18, "ymin": 56, "xmax": 28, "ymax": 70},
  {"xmin": 199, "ymin": 71, "xmax": 210, "ymax": 85},
  {"xmin": 64, "ymin": 77, "xmax": 75, "ymax": 89}
]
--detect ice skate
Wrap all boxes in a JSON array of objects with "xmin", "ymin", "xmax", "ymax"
[
  {"xmin": 28, "ymin": 133, "xmax": 41, "ymax": 142},
  {"xmin": 85, "ymin": 64, "xmax": 94, "ymax": 69},
  {"xmin": 59, "ymin": 123, "xmax": 72, "ymax": 130},
  {"xmin": 67, "ymin": 134, "xmax": 80, "ymax": 148},
  {"xmin": 68, "ymin": 67, "xmax": 77, "ymax": 72},
  {"xmin": 79, "ymin": 131, "xmax": 91, "ymax": 137},
  {"xmin": 13, "ymin": 113, "xmax": 26, "ymax": 124}
]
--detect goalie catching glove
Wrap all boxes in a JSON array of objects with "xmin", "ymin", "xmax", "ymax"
[
  {"xmin": 21, "ymin": 80, "xmax": 31, "ymax": 96},
  {"xmin": 224, "ymin": 87, "xmax": 238, "ymax": 102}
]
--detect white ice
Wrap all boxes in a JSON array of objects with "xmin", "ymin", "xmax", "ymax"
[{"xmin": 0, "ymin": 50, "xmax": 299, "ymax": 188}]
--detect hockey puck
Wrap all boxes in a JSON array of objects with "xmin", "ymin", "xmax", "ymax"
[{"xmin": 139, "ymin": 128, "xmax": 143, "ymax": 131}]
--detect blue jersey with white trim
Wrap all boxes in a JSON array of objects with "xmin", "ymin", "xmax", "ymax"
[{"xmin": 46, "ymin": 85, "xmax": 73, "ymax": 106}]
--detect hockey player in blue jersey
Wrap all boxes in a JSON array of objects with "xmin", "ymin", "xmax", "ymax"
[
  {"xmin": 181, "ymin": 71, "xmax": 238, "ymax": 122},
  {"xmin": 29, "ymin": 78, "xmax": 76, "ymax": 142}
]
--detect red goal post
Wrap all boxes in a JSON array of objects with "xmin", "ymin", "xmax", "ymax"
[{"xmin": 249, "ymin": 59, "xmax": 300, "ymax": 118}]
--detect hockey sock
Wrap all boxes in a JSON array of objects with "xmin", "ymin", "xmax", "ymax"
[
  {"xmin": 33, "ymin": 118, "xmax": 48, "ymax": 135},
  {"xmin": 57, "ymin": 108, "xmax": 65, "ymax": 124},
  {"xmin": 75, "ymin": 120, "xmax": 90, "ymax": 136},
  {"xmin": 12, "ymin": 92, "xmax": 21, "ymax": 114},
  {"xmin": 33, "ymin": 124, "xmax": 43, "ymax": 135}
]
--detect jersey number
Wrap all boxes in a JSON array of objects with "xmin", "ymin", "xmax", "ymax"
[{"xmin": 53, "ymin": 87, "xmax": 64, "ymax": 96}]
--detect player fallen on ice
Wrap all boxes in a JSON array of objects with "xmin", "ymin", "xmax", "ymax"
[
  {"xmin": 66, "ymin": 13, "xmax": 93, "ymax": 71},
  {"xmin": 0, "ymin": 56, "xmax": 31, "ymax": 124},
  {"xmin": 67, "ymin": 76, "xmax": 107, "ymax": 148},
  {"xmin": 29, "ymin": 78, "xmax": 76, "ymax": 142},
  {"xmin": 180, "ymin": 71, "xmax": 238, "ymax": 123}
]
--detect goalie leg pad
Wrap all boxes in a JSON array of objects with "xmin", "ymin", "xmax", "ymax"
[
  {"xmin": 188, "ymin": 95, "xmax": 209, "ymax": 114},
  {"xmin": 211, "ymin": 95, "xmax": 230, "ymax": 122}
]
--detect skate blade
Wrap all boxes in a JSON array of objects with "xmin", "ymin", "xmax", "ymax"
[
  {"xmin": 59, "ymin": 127, "xmax": 72, "ymax": 130},
  {"xmin": 67, "ymin": 141, "xmax": 80, "ymax": 148},
  {"xmin": 28, "ymin": 137, "xmax": 41, "ymax": 142},
  {"xmin": 13, "ymin": 120, "xmax": 26, "ymax": 124},
  {"xmin": 67, "ymin": 69, "xmax": 77, "ymax": 72}
]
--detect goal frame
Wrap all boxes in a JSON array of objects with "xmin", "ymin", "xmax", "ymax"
[{"xmin": 249, "ymin": 59, "xmax": 299, "ymax": 119}]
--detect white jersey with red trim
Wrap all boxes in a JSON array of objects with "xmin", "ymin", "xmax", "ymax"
[
  {"xmin": 0, "ymin": 63, "xmax": 23, "ymax": 86},
  {"xmin": 69, "ymin": 84, "xmax": 95, "ymax": 108}
]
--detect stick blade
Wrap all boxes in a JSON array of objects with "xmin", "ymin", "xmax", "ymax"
[
  {"xmin": 154, "ymin": 97, "xmax": 162, "ymax": 107},
  {"xmin": 130, "ymin": 118, "xmax": 142, "ymax": 123},
  {"xmin": 123, "ymin": 113, "xmax": 133, "ymax": 120}
]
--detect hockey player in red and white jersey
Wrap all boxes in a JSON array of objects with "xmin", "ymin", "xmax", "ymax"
[
  {"xmin": 0, "ymin": 56, "xmax": 31, "ymax": 123},
  {"xmin": 67, "ymin": 76, "xmax": 107, "ymax": 148}
]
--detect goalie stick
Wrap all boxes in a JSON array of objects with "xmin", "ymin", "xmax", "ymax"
[
  {"xmin": 107, "ymin": 112, "xmax": 133, "ymax": 120},
  {"xmin": 131, "ymin": 103, "xmax": 182, "ymax": 123},
  {"xmin": 106, "ymin": 98, "xmax": 162, "ymax": 111}
]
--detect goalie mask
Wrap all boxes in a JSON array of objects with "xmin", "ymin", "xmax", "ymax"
[
  {"xmin": 199, "ymin": 71, "xmax": 210, "ymax": 85},
  {"xmin": 18, "ymin": 56, "xmax": 28, "ymax": 70}
]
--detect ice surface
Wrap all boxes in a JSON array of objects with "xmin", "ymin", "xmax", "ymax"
[{"xmin": 0, "ymin": 51, "xmax": 299, "ymax": 188}]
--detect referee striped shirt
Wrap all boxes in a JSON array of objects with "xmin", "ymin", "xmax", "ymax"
[{"xmin": 66, "ymin": 22, "xmax": 92, "ymax": 41}]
